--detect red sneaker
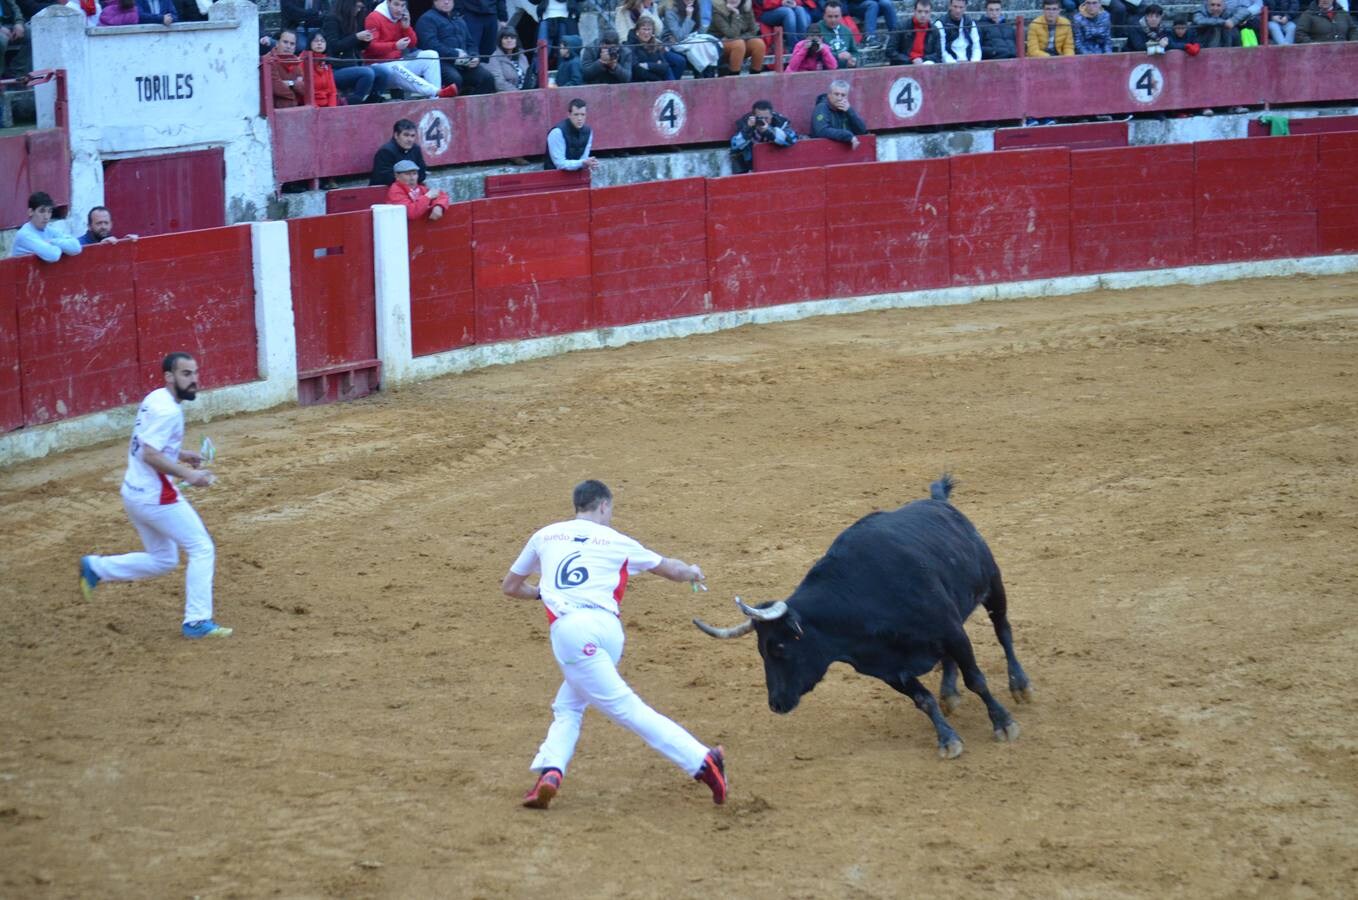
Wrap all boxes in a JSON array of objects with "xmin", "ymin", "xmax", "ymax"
[
  {"xmin": 437, "ymin": 84, "xmax": 459, "ymax": 99},
  {"xmin": 694, "ymin": 746, "xmax": 727, "ymax": 805},
  {"xmin": 522, "ymin": 769, "xmax": 562, "ymax": 809}
]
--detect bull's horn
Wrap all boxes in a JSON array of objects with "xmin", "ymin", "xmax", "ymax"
[
  {"xmin": 692, "ymin": 617, "xmax": 754, "ymax": 639},
  {"xmin": 736, "ymin": 598, "xmax": 788, "ymax": 621}
]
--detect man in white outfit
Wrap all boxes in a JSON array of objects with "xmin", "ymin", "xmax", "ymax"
[
  {"xmin": 79, "ymin": 352, "xmax": 231, "ymax": 639},
  {"xmin": 502, "ymin": 479, "xmax": 727, "ymax": 809}
]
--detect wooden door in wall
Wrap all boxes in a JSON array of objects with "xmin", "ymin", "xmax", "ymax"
[{"xmin": 102, "ymin": 148, "xmax": 226, "ymax": 238}]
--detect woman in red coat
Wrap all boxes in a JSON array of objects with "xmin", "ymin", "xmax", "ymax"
[{"xmin": 303, "ymin": 32, "xmax": 341, "ymax": 106}]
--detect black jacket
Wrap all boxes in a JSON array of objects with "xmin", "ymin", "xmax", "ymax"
[
  {"xmin": 978, "ymin": 15, "xmax": 1017, "ymax": 59},
  {"xmin": 282, "ymin": 0, "xmax": 329, "ymax": 29},
  {"xmin": 810, "ymin": 93, "xmax": 867, "ymax": 145},
  {"xmin": 887, "ymin": 17, "xmax": 941, "ymax": 65},
  {"xmin": 1125, "ymin": 15, "xmax": 1171, "ymax": 51},
  {"xmin": 370, "ymin": 139, "xmax": 428, "ymax": 186}
]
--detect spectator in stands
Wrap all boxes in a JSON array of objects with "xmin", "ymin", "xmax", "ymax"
[
  {"xmin": 556, "ymin": 33, "xmax": 585, "ymax": 84},
  {"xmin": 98, "ymin": 0, "xmax": 141, "ymax": 25},
  {"xmin": 616, "ymin": 0, "xmax": 665, "ymax": 38},
  {"xmin": 537, "ymin": 0, "xmax": 582, "ymax": 68},
  {"xmin": 370, "ymin": 118, "xmax": 428, "ymax": 185},
  {"xmin": 1295, "ymin": 0, "xmax": 1356, "ymax": 41},
  {"xmin": 137, "ymin": 0, "xmax": 176, "ymax": 24},
  {"xmin": 78, "ymin": 206, "xmax": 138, "ymax": 245},
  {"xmin": 417, "ymin": 0, "xmax": 496, "ymax": 96},
  {"xmin": 888, "ymin": 0, "xmax": 942, "ymax": 64},
  {"xmin": 936, "ymin": 0, "xmax": 981, "ymax": 61},
  {"xmin": 283, "ymin": 0, "xmax": 329, "ymax": 48},
  {"xmin": 730, "ymin": 99, "xmax": 798, "ymax": 173},
  {"xmin": 583, "ymin": 29, "xmax": 633, "ymax": 82},
  {"xmin": 1027, "ymin": 0, "xmax": 1076, "ymax": 54},
  {"xmin": 1166, "ymin": 12, "xmax": 1200, "ymax": 49},
  {"xmin": 664, "ymin": 0, "xmax": 721, "ymax": 76},
  {"xmin": 754, "ymin": 0, "xmax": 811, "ymax": 49},
  {"xmin": 710, "ymin": 0, "xmax": 766, "ymax": 74},
  {"xmin": 10, "ymin": 192, "xmax": 81, "ymax": 262},
  {"xmin": 1126, "ymin": 3, "xmax": 1170, "ymax": 51},
  {"xmin": 847, "ymin": 0, "xmax": 898, "ymax": 50},
  {"xmin": 386, "ymin": 159, "xmax": 448, "ymax": 220},
  {"xmin": 321, "ymin": 0, "xmax": 385, "ymax": 102},
  {"xmin": 267, "ymin": 30, "xmax": 307, "ymax": 109},
  {"xmin": 545, "ymin": 97, "xmax": 599, "ymax": 170},
  {"xmin": 627, "ymin": 17, "xmax": 678, "ymax": 79},
  {"xmin": 1, "ymin": 0, "xmax": 29, "ymax": 81},
  {"xmin": 1267, "ymin": 0, "xmax": 1300, "ymax": 43},
  {"xmin": 364, "ymin": 0, "xmax": 457, "ymax": 98},
  {"xmin": 1073, "ymin": 0, "xmax": 1112, "ymax": 52},
  {"xmin": 811, "ymin": 0, "xmax": 858, "ymax": 67},
  {"xmin": 811, "ymin": 78, "xmax": 867, "ymax": 148},
  {"xmin": 487, "ymin": 25, "xmax": 532, "ymax": 89},
  {"xmin": 302, "ymin": 32, "xmax": 340, "ymax": 105},
  {"xmin": 787, "ymin": 29, "xmax": 839, "ymax": 68},
  {"xmin": 978, "ymin": 0, "xmax": 1017, "ymax": 58},
  {"xmin": 1192, "ymin": 0, "xmax": 1246, "ymax": 46},
  {"xmin": 460, "ymin": 0, "xmax": 506, "ymax": 60}
]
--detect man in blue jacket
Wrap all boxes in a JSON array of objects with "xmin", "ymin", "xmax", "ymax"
[
  {"xmin": 137, "ymin": 0, "xmax": 176, "ymax": 25},
  {"xmin": 417, "ymin": 0, "xmax": 497, "ymax": 94},
  {"xmin": 459, "ymin": 0, "xmax": 506, "ymax": 58},
  {"xmin": 810, "ymin": 80, "xmax": 868, "ymax": 150},
  {"xmin": 978, "ymin": 0, "xmax": 1018, "ymax": 58}
]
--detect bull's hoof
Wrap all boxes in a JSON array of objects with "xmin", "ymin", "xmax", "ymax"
[
  {"xmin": 940, "ymin": 693, "xmax": 962, "ymax": 716},
  {"xmin": 1010, "ymin": 685, "xmax": 1034, "ymax": 704},
  {"xmin": 938, "ymin": 738, "xmax": 964, "ymax": 759},
  {"xmin": 993, "ymin": 721, "xmax": 1021, "ymax": 742}
]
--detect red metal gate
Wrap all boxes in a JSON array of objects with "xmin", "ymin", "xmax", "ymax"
[{"xmin": 102, "ymin": 148, "xmax": 226, "ymax": 238}]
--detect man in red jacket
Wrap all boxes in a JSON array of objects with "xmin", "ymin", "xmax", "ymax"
[
  {"xmin": 386, "ymin": 160, "xmax": 449, "ymax": 220},
  {"xmin": 364, "ymin": 0, "xmax": 457, "ymax": 98}
]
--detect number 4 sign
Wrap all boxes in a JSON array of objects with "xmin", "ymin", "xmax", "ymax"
[
  {"xmin": 653, "ymin": 90, "xmax": 687, "ymax": 137},
  {"xmin": 889, "ymin": 77, "xmax": 924, "ymax": 120},
  {"xmin": 1128, "ymin": 63, "xmax": 1165, "ymax": 104}
]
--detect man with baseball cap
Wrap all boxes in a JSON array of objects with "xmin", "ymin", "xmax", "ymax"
[{"xmin": 502, "ymin": 479, "xmax": 727, "ymax": 809}]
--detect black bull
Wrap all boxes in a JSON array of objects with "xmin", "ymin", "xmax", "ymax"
[{"xmin": 694, "ymin": 475, "xmax": 1033, "ymax": 759}]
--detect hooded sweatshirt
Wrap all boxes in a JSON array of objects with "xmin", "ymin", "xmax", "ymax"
[{"xmin": 363, "ymin": 1, "xmax": 420, "ymax": 61}]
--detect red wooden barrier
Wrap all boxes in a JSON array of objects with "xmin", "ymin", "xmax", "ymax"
[
  {"xmin": 706, "ymin": 168, "xmax": 827, "ymax": 311},
  {"xmin": 287, "ymin": 211, "xmax": 380, "ymax": 404},
  {"xmin": 1247, "ymin": 114, "xmax": 1358, "ymax": 138},
  {"xmin": 825, "ymin": 159, "xmax": 950, "ymax": 298},
  {"xmin": 132, "ymin": 225, "xmax": 257, "ymax": 390},
  {"xmin": 994, "ymin": 121, "xmax": 1129, "ymax": 153},
  {"xmin": 949, "ymin": 148, "xmax": 1071, "ymax": 286},
  {"xmin": 1316, "ymin": 132, "xmax": 1358, "ymax": 255},
  {"xmin": 409, "ymin": 212, "xmax": 476, "ymax": 357},
  {"xmin": 0, "ymin": 263, "xmax": 22, "ymax": 431},
  {"xmin": 12, "ymin": 247, "xmax": 141, "ymax": 426},
  {"xmin": 753, "ymin": 135, "xmax": 878, "ymax": 173},
  {"xmin": 1, "ymin": 128, "xmax": 72, "ymax": 230},
  {"xmin": 1070, "ymin": 143, "xmax": 1196, "ymax": 275},
  {"xmin": 472, "ymin": 189, "xmax": 593, "ymax": 344},
  {"xmin": 484, "ymin": 168, "xmax": 591, "ymax": 199},
  {"xmin": 325, "ymin": 185, "xmax": 389, "ymax": 214},
  {"xmin": 590, "ymin": 178, "xmax": 710, "ymax": 327},
  {"xmin": 1193, "ymin": 135, "xmax": 1318, "ymax": 265}
]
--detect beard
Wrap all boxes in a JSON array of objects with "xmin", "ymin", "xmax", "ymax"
[{"xmin": 174, "ymin": 384, "xmax": 198, "ymax": 401}]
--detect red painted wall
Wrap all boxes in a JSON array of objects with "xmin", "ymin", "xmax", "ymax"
[
  {"xmin": 1317, "ymin": 132, "xmax": 1358, "ymax": 255},
  {"xmin": 949, "ymin": 148, "xmax": 1071, "ymax": 286},
  {"xmin": 409, "ymin": 213, "xmax": 476, "ymax": 357},
  {"xmin": 1194, "ymin": 135, "xmax": 1318, "ymax": 264},
  {"xmin": 0, "ymin": 129, "xmax": 71, "ymax": 230},
  {"xmin": 288, "ymin": 211, "xmax": 377, "ymax": 374},
  {"xmin": 1070, "ymin": 143, "xmax": 1196, "ymax": 275}
]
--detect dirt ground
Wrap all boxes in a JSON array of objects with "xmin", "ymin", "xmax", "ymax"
[{"xmin": 2, "ymin": 273, "xmax": 1356, "ymax": 899}]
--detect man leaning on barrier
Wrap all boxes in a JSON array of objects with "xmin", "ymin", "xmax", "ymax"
[
  {"xmin": 811, "ymin": 79, "xmax": 868, "ymax": 150},
  {"xmin": 9, "ymin": 192, "xmax": 81, "ymax": 262},
  {"xmin": 545, "ymin": 98, "xmax": 599, "ymax": 171},
  {"xmin": 730, "ymin": 99, "xmax": 799, "ymax": 174},
  {"xmin": 79, "ymin": 206, "xmax": 139, "ymax": 246}
]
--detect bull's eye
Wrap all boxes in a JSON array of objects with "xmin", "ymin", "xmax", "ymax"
[{"xmin": 767, "ymin": 642, "xmax": 785, "ymax": 659}]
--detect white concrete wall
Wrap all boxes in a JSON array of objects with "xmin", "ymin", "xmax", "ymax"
[{"xmin": 29, "ymin": 0, "xmax": 274, "ymax": 230}]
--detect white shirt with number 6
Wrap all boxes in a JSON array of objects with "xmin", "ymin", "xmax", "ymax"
[{"xmin": 510, "ymin": 519, "xmax": 663, "ymax": 622}]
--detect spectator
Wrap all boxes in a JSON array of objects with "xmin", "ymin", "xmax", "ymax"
[
  {"xmin": 555, "ymin": 33, "xmax": 585, "ymax": 84},
  {"xmin": 730, "ymin": 99, "xmax": 798, "ymax": 173},
  {"xmin": 545, "ymin": 97, "xmax": 599, "ymax": 170},
  {"xmin": 1073, "ymin": 0, "xmax": 1112, "ymax": 52},
  {"xmin": 810, "ymin": 78, "xmax": 867, "ymax": 148},
  {"xmin": 321, "ymin": 0, "xmax": 384, "ymax": 103},
  {"xmin": 615, "ymin": 0, "xmax": 665, "ymax": 38},
  {"xmin": 583, "ymin": 29, "xmax": 633, "ymax": 82},
  {"xmin": 386, "ymin": 159, "xmax": 448, "ymax": 220},
  {"xmin": 78, "ymin": 206, "xmax": 139, "ymax": 246},
  {"xmin": 935, "ymin": 0, "xmax": 981, "ymax": 62},
  {"xmin": 889, "ymin": 0, "xmax": 942, "ymax": 65},
  {"xmin": 487, "ymin": 25, "xmax": 532, "ymax": 89},
  {"xmin": 282, "ymin": 0, "xmax": 329, "ymax": 48},
  {"xmin": 98, "ymin": 0, "xmax": 141, "ymax": 25},
  {"xmin": 537, "ymin": 0, "xmax": 582, "ymax": 68},
  {"xmin": 1166, "ymin": 11, "xmax": 1200, "ymax": 48},
  {"xmin": 9, "ymin": 192, "xmax": 81, "ymax": 262},
  {"xmin": 370, "ymin": 118, "xmax": 428, "ymax": 185},
  {"xmin": 664, "ymin": 0, "xmax": 721, "ymax": 76},
  {"xmin": 1192, "ymin": 0, "xmax": 1244, "ymax": 46},
  {"xmin": 417, "ymin": 0, "xmax": 496, "ymax": 96},
  {"xmin": 811, "ymin": 0, "xmax": 858, "ymax": 68},
  {"xmin": 710, "ymin": 0, "xmax": 766, "ymax": 73},
  {"xmin": 846, "ymin": 0, "xmax": 898, "ymax": 49},
  {"xmin": 787, "ymin": 30, "xmax": 838, "ymax": 68},
  {"xmin": 1027, "ymin": 0, "xmax": 1076, "ymax": 54},
  {"xmin": 363, "ymin": 0, "xmax": 456, "ymax": 99},
  {"xmin": 755, "ymin": 0, "xmax": 810, "ymax": 47},
  {"xmin": 1126, "ymin": 2, "xmax": 1170, "ymax": 52},
  {"xmin": 137, "ymin": 0, "xmax": 176, "ymax": 24},
  {"xmin": 1267, "ymin": 0, "xmax": 1300, "ymax": 43},
  {"xmin": 267, "ymin": 29, "xmax": 307, "ymax": 108},
  {"xmin": 461, "ymin": 0, "xmax": 507, "ymax": 59},
  {"xmin": 302, "ymin": 32, "xmax": 340, "ymax": 105},
  {"xmin": 1295, "ymin": 0, "xmax": 1356, "ymax": 40},
  {"xmin": 1, "ymin": 0, "xmax": 29, "ymax": 81},
  {"xmin": 628, "ymin": 17, "xmax": 680, "ymax": 79},
  {"xmin": 978, "ymin": 0, "xmax": 1017, "ymax": 58}
]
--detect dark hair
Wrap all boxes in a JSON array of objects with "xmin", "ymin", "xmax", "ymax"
[
  {"xmin": 1042, "ymin": 0, "xmax": 1060, "ymax": 7},
  {"xmin": 568, "ymin": 97, "xmax": 587, "ymax": 112},
  {"xmin": 1172, "ymin": 12, "xmax": 1189, "ymax": 24},
  {"xmin": 1144, "ymin": 3, "xmax": 1163, "ymax": 13},
  {"xmin": 573, "ymin": 479, "xmax": 612, "ymax": 513},
  {"xmin": 162, "ymin": 352, "xmax": 195, "ymax": 374},
  {"xmin": 600, "ymin": 28, "xmax": 621, "ymax": 44},
  {"xmin": 87, "ymin": 205, "xmax": 110, "ymax": 225},
  {"xmin": 753, "ymin": 100, "xmax": 773, "ymax": 113},
  {"xmin": 393, "ymin": 118, "xmax": 417, "ymax": 134},
  {"xmin": 914, "ymin": 0, "xmax": 931, "ymax": 7},
  {"xmin": 27, "ymin": 191, "xmax": 54, "ymax": 211},
  {"xmin": 822, "ymin": 0, "xmax": 842, "ymax": 9},
  {"xmin": 985, "ymin": 0, "xmax": 1001, "ymax": 5},
  {"xmin": 278, "ymin": 29, "xmax": 297, "ymax": 41},
  {"xmin": 338, "ymin": 0, "xmax": 368, "ymax": 34},
  {"xmin": 498, "ymin": 25, "xmax": 518, "ymax": 43}
]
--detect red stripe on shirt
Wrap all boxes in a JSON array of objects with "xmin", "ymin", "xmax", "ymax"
[
  {"xmin": 614, "ymin": 559, "xmax": 629, "ymax": 605},
  {"xmin": 158, "ymin": 472, "xmax": 177, "ymax": 505}
]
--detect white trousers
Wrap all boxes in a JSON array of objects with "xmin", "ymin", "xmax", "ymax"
[
  {"xmin": 89, "ymin": 497, "xmax": 215, "ymax": 624},
  {"xmin": 381, "ymin": 51, "xmax": 442, "ymax": 97},
  {"xmin": 530, "ymin": 609, "xmax": 709, "ymax": 777}
]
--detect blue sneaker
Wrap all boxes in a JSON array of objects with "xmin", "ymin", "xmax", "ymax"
[
  {"xmin": 182, "ymin": 619, "xmax": 233, "ymax": 639},
  {"xmin": 79, "ymin": 556, "xmax": 101, "ymax": 601}
]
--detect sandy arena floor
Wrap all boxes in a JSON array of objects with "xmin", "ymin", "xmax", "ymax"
[{"xmin": 2, "ymin": 273, "xmax": 1356, "ymax": 898}]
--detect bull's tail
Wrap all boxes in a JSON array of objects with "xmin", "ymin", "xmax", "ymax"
[{"xmin": 930, "ymin": 473, "xmax": 956, "ymax": 502}]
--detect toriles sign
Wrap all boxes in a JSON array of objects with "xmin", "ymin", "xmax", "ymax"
[{"xmin": 135, "ymin": 74, "xmax": 196, "ymax": 103}]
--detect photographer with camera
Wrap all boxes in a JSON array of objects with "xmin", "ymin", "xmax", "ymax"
[
  {"xmin": 583, "ymin": 29, "xmax": 634, "ymax": 83},
  {"xmin": 787, "ymin": 29, "xmax": 838, "ymax": 70},
  {"xmin": 730, "ymin": 99, "xmax": 799, "ymax": 173}
]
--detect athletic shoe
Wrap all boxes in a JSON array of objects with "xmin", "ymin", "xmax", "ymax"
[
  {"xmin": 437, "ymin": 84, "xmax": 459, "ymax": 99},
  {"xmin": 694, "ymin": 745, "xmax": 727, "ymax": 805},
  {"xmin": 79, "ymin": 556, "xmax": 100, "ymax": 601},
  {"xmin": 182, "ymin": 620, "xmax": 233, "ymax": 639},
  {"xmin": 522, "ymin": 768, "xmax": 562, "ymax": 809}
]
